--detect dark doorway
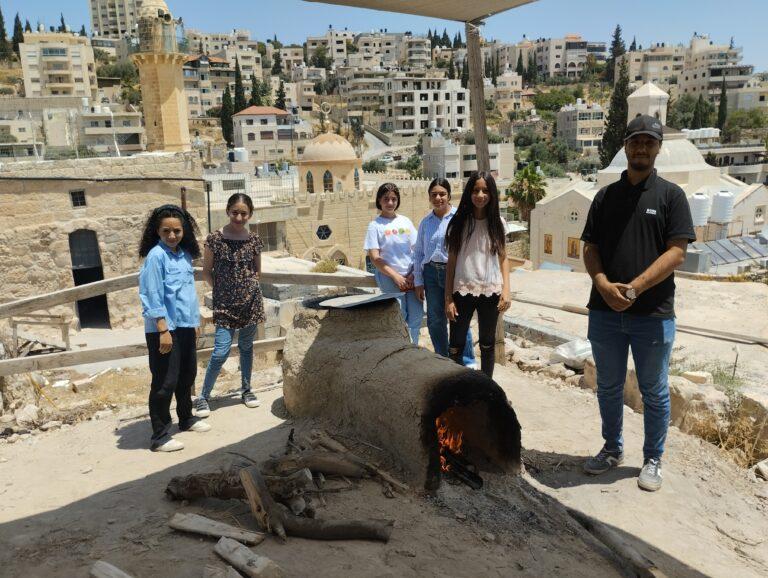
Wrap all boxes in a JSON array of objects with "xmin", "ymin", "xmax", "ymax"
[{"xmin": 69, "ymin": 230, "xmax": 111, "ymax": 329}]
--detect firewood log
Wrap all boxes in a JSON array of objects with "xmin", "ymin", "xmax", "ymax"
[
  {"xmin": 165, "ymin": 468, "xmax": 314, "ymax": 502},
  {"xmin": 240, "ymin": 465, "xmax": 393, "ymax": 542},
  {"xmin": 260, "ymin": 450, "xmax": 367, "ymax": 478},
  {"xmin": 214, "ymin": 537, "xmax": 283, "ymax": 578}
]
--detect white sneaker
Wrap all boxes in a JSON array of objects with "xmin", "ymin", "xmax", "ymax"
[
  {"xmin": 152, "ymin": 438, "xmax": 184, "ymax": 452},
  {"xmin": 186, "ymin": 420, "xmax": 211, "ymax": 433},
  {"xmin": 466, "ymin": 362, "xmax": 480, "ymax": 370},
  {"xmin": 242, "ymin": 391, "xmax": 261, "ymax": 408}
]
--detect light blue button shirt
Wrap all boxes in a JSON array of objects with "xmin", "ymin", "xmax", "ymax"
[
  {"xmin": 139, "ymin": 242, "xmax": 200, "ymax": 333},
  {"xmin": 413, "ymin": 206, "xmax": 457, "ymax": 287}
]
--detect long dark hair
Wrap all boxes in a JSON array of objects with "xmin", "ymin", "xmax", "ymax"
[
  {"xmin": 445, "ymin": 171, "xmax": 506, "ymax": 256},
  {"xmin": 375, "ymin": 182, "xmax": 400, "ymax": 211},
  {"xmin": 226, "ymin": 193, "xmax": 254, "ymax": 215},
  {"xmin": 139, "ymin": 204, "xmax": 201, "ymax": 259},
  {"xmin": 427, "ymin": 177, "xmax": 451, "ymax": 199}
]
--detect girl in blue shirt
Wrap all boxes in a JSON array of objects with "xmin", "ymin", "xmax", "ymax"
[{"xmin": 139, "ymin": 205, "xmax": 209, "ymax": 452}]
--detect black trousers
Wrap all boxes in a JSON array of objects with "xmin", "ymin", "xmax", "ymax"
[
  {"xmin": 448, "ymin": 292, "xmax": 500, "ymax": 378},
  {"xmin": 146, "ymin": 328, "xmax": 197, "ymax": 444}
]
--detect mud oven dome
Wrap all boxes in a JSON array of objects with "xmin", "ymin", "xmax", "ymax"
[{"xmin": 282, "ymin": 298, "xmax": 522, "ymax": 490}]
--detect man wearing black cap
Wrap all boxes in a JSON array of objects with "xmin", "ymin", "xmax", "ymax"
[{"xmin": 580, "ymin": 114, "xmax": 695, "ymax": 491}]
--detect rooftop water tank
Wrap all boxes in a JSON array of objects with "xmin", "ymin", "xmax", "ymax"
[
  {"xmin": 690, "ymin": 192, "xmax": 710, "ymax": 226},
  {"xmin": 233, "ymin": 148, "xmax": 249, "ymax": 163},
  {"xmin": 710, "ymin": 191, "xmax": 734, "ymax": 224}
]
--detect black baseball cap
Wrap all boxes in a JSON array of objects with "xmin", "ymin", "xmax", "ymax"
[{"xmin": 624, "ymin": 114, "xmax": 663, "ymax": 141}]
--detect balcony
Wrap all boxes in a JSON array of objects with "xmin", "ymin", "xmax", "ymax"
[{"xmin": 83, "ymin": 126, "xmax": 144, "ymax": 136}]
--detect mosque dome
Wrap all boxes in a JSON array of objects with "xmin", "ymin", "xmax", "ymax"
[{"xmin": 301, "ymin": 132, "xmax": 357, "ymax": 164}]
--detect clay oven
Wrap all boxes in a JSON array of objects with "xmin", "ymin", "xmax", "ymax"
[{"xmin": 282, "ymin": 299, "xmax": 521, "ymax": 490}]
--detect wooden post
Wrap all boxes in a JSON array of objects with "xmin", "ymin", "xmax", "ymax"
[{"xmin": 465, "ymin": 19, "xmax": 506, "ymax": 366}]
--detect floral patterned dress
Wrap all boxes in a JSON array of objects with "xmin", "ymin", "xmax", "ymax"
[{"xmin": 206, "ymin": 231, "xmax": 265, "ymax": 329}]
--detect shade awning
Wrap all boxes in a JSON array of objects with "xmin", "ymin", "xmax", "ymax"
[{"xmin": 302, "ymin": 0, "xmax": 537, "ymax": 22}]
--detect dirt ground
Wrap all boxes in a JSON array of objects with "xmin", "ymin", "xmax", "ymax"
[{"xmin": 1, "ymin": 362, "xmax": 767, "ymax": 578}]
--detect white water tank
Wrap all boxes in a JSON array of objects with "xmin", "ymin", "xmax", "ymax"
[
  {"xmin": 81, "ymin": 98, "xmax": 90, "ymax": 113},
  {"xmin": 233, "ymin": 148, "xmax": 249, "ymax": 163},
  {"xmin": 710, "ymin": 191, "xmax": 734, "ymax": 223},
  {"xmin": 690, "ymin": 192, "xmax": 710, "ymax": 226}
]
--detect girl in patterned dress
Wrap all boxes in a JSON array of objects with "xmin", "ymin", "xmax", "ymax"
[{"xmin": 195, "ymin": 194, "xmax": 265, "ymax": 416}]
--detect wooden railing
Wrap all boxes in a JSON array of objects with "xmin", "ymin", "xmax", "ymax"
[{"xmin": 0, "ymin": 269, "xmax": 377, "ymax": 376}]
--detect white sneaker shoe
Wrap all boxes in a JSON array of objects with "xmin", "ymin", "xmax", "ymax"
[
  {"xmin": 152, "ymin": 438, "xmax": 184, "ymax": 452},
  {"xmin": 466, "ymin": 362, "xmax": 480, "ymax": 370},
  {"xmin": 242, "ymin": 391, "xmax": 261, "ymax": 408},
  {"xmin": 186, "ymin": 420, "xmax": 211, "ymax": 433}
]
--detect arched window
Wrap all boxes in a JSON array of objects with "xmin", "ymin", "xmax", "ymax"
[
  {"xmin": 323, "ymin": 170, "xmax": 333, "ymax": 192},
  {"xmin": 306, "ymin": 171, "xmax": 314, "ymax": 194},
  {"xmin": 354, "ymin": 168, "xmax": 360, "ymax": 190}
]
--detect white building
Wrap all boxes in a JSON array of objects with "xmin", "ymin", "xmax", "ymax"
[
  {"xmin": 494, "ymin": 70, "xmax": 523, "ymax": 114},
  {"xmin": 78, "ymin": 104, "xmax": 145, "ymax": 155},
  {"xmin": 20, "ymin": 32, "xmax": 98, "ymax": 100},
  {"xmin": 232, "ymin": 106, "xmax": 312, "ymax": 166},
  {"xmin": 422, "ymin": 132, "xmax": 515, "ymax": 180},
  {"xmin": 678, "ymin": 34, "xmax": 753, "ymax": 104},
  {"xmin": 616, "ymin": 43, "xmax": 686, "ymax": 89},
  {"xmin": 89, "ymin": 0, "xmax": 140, "ymax": 38},
  {"xmin": 307, "ymin": 27, "xmax": 357, "ymax": 67},
  {"xmin": 627, "ymin": 82, "xmax": 669, "ymax": 125},
  {"xmin": 556, "ymin": 101, "xmax": 604, "ymax": 154},
  {"xmin": 533, "ymin": 35, "xmax": 607, "ymax": 79}
]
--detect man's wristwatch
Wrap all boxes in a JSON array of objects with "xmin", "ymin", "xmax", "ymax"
[{"xmin": 625, "ymin": 286, "xmax": 637, "ymax": 301}]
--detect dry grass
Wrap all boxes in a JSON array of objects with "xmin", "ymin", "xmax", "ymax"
[{"xmin": 311, "ymin": 259, "xmax": 339, "ymax": 274}]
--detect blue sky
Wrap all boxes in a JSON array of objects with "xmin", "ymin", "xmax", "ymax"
[{"xmin": 5, "ymin": 0, "xmax": 767, "ymax": 71}]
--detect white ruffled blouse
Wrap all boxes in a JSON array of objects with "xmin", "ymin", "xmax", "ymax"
[{"xmin": 453, "ymin": 217, "xmax": 506, "ymax": 297}]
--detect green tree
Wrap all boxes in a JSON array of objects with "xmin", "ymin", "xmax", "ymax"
[
  {"xmin": 667, "ymin": 94, "xmax": 697, "ymax": 129},
  {"xmin": 606, "ymin": 24, "xmax": 626, "ymax": 85},
  {"xmin": 24, "ymin": 20, "xmax": 32, "ymax": 33},
  {"xmin": 532, "ymin": 88, "xmax": 576, "ymax": 112},
  {"xmin": 249, "ymin": 75, "xmax": 261, "ymax": 107},
  {"xmin": 274, "ymin": 81, "xmax": 286, "ymax": 110},
  {"xmin": 484, "ymin": 55, "xmax": 491, "ymax": 78},
  {"xmin": 460, "ymin": 58, "xmax": 469, "ymax": 89},
  {"xmin": 629, "ymin": 36, "xmax": 637, "ymax": 52},
  {"xmin": 58, "ymin": 13, "xmax": 66, "ymax": 32},
  {"xmin": 515, "ymin": 53, "xmax": 524, "ymax": 78},
  {"xmin": 233, "ymin": 58, "xmax": 247, "ymax": 113},
  {"xmin": 310, "ymin": 44, "xmax": 332, "ymax": 70},
  {"xmin": 271, "ymin": 50, "xmax": 283, "ymax": 75},
  {"xmin": 528, "ymin": 141, "xmax": 552, "ymax": 164},
  {"xmin": 704, "ymin": 151, "xmax": 717, "ymax": 166},
  {"xmin": 220, "ymin": 86, "xmax": 234, "ymax": 147},
  {"xmin": 691, "ymin": 94, "xmax": 707, "ymax": 129},
  {"xmin": 526, "ymin": 52, "xmax": 537, "ymax": 85},
  {"xmin": 717, "ymin": 78, "xmax": 728, "ymax": 130},
  {"xmin": 259, "ymin": 78, "xmax": 272, "ymax": 105},
  {"xmin": 506, "ymin": 164, "xmax": 546, "ymax": 225},
  {"xmin": 404, "ymin": 154, "xmax": 422, "ymax": 178},
  {"xmin": 362, "ymin": 159, "xmax": 387, "ymax": 172},
  {"xmin": 79, "ymin": 25, "xmax": 87, "ymax": 37},
  {"xmin": 599, "ymin": 58, "xmax": 630, "ymax": 168},
  {"xmin": 441, "ymin": 29, "xmax": 450, "ymax": 48},
  {"xmin": 0, "ymin": 6, "xmax": 11, "ymax": 61},
  {"xmin": 12, "ymin": 14, "xmax": 23, "ymax": 57},
  {"xmin": 455, "ymin": 31, "xmax": 463, "ymax": 48},
  {"xmin": 447, "ymin": 57, "xmax": 455, "ymax": 79},
  {"xmin": 548, "ymin": 137, "xmax": 570, "ymax": 164}
]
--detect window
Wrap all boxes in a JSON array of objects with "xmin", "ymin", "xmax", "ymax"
[
  {"xmin": 247, "ymin": 133, "xmax": 255, "ymax": 141},
  {"xmin": 569, "ymin": 210, "xmax": 579, "ymax": 223},
  {"xmin": 756, "ymin": 206, "xmax": 765, "ymax": 225},
  {"xmin": 222, "ymin": 179, "xmax": 246, "ymax": 191},
  {"xmin": 567, "ymin": 237, "xmax": 580, "ymax": 259},
  {"xmin": 70, "ymin": 190, "xmax": 86, "ymax": 208},
  {"xmin": 544, "ymin": 234, "xmax": 553, "ymax": 254},
  {"xmin": 323, "ymin": 170, "xmax": 333, "ymax": 192},
  {"xmin": 316, "ymin": 225, "xmax": 332, "ymax": 240},
  {"xmin": 354, "ymin": 168, "xmax": 360, "ymax": 190},
  {"xmin": 306, "ymin": 171, "xmax": 314, "ymax": 193},
  {"xmin": 260, "ymin": 131, "xmax": 274, "ymax": 140}
]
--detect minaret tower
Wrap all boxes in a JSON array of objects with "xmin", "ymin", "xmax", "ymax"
[{"xmin": 131, "ymin": 0, "xmax": 190, "ymax": 152}]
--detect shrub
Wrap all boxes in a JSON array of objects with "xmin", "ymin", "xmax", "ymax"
[
  {"xmin": 362, "ymin": 159, "xmax": 387, "ymax": 172},
  {"xmin": 311, "ymin": 259, "xmax": 338, "ymax": 273}
]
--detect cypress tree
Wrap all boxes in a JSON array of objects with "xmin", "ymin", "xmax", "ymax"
[
  {"xmin": 606, "ymin": 25, "xmax": 626, "ymax": 84},
  {"xmin": 456, "ymin": 31, "xmax": 463, "ymax": 48},
  {"xmin": 259, "ymin": 78, "xmax": 272, "ymax": 105},
  {"xmin": 599, "ymin": 59, "xmax": 630, "ymax": 168},
  {"xmin": 271, "ymin": 50, "xmax": 283, "ymax": 75},
  {"xmin": 12, "ymin": 14, "xmax": 23, "ymax": 57},
  {"xmin": 24, "ymin": 20, "xmax": 32, "ymax": 33},
  {"xmin": 275, "ymin": 81, "xmax": 286, "ymax": 110},
  {"xmin": 492, "ymin": 55, "xmax": 500, "ymax": 85},
  {"xmin": 691, "ymin": 94, "xmax": 705, "ymax": 129},
  {"xmin": 221, "ymin": 86, "xmax": 234, "ymax": 147},
  {"xmin": 0, "ymin": 6, "xmax": 11, "ymax": 60},
  {"xmin": 629, "ymin": 36, "xmax": 637, "ymax": 52},
  {"xmin": 526, "ymin": 52, "xmax": 537, "ymax": 85},
  {"xmin": 515, "ymin": 52, "xmax": 524, "ymax": 77},
  {"xmin": 233, "ymin": 57, "xmax": 247, "ymax": 113},
  {"xmin": 460, "ymin": 59, "xmax": 469, "ymax": 89},
  {"xmin": 249, "ymin": 76, "xmax": 261, "ymax": 107},
  {"xmin": 59, "ymin": 13, "xmax": 66, "ymax": 32},
  {"xmin": 484, "ymin": 55, "xmax": 491, "ymax": 78},
  {"xmin": 79, "ymin": 25, "xmax": 87, "ymax": 37},
  {"xmin": 441, "ymin": 29, "xmax": 450, "ymax": 48},
  {"xmin": 448, "ymin": 57, "xmax": 455, "ymax": 79},
  {"xmin": 717, "ymin": 78, "xmax": 728, "ymax": 130}
]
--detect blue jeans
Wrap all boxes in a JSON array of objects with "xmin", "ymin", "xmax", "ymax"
[
  {"xmin": 200, "ymin": 324, "xmax": 259, "ymax": 400},
  {"xmin": 422, "ymin": 263, "xmax": 475, "ymax": 365},
  {"xmin": 375, "ymin": 270, "xmax": 424, "ymax": 344},
  {"xmin": 587, "ymin": 310, "xmax": 675, "ymax": 461}
]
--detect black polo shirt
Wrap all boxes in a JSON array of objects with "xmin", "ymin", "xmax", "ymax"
[{"xmin": 581, "ymin": 170, "xmax": 695, "ymax": 318}]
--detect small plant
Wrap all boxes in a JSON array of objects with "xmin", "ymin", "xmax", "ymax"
[{"xmin": 311, "ymin": 259, "xmax": 338, "ymax": 273}]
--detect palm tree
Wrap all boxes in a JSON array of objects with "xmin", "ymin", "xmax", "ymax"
[{"xmin": 506, "ymin": 165, "xmax": 546, "ymax": 226}]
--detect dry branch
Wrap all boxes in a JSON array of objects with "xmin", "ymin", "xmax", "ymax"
[
  {"xmin": 213, "ymin": 537, "xmax": 283, "ymax": 578},
  {"xmin": 165, "ymin": 468, "xmax": 314, "ymax": 502},
  {"xmin": 260, "ymin": 450, "xmax": 367, "ymax": 479},
  {"xmin": 168, "ymin": 512, "xmax": 265, "ymax": 545}
]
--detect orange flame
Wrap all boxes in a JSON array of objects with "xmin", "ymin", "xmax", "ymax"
[{"xmin": 436, "ymin": 411, "xmax": 464, "ymax": 472}]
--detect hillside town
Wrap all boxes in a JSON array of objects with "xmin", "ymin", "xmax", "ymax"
[{"xmin": 0, "ymin": 1, "xmax": 767, "ymax": 577}]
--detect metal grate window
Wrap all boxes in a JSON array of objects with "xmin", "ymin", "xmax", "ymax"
[{"xmin": 70, "ymin": 190, "xmax": 87, "ymax": 208}]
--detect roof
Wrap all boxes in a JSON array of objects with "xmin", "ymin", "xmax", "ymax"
[
  {"xmin": 629, "ymin": 82, "xmax": 670, "ymax": 99},
  {"xmin": 691, "ymin": 236, "xmax": 768, "ymax": 266},
  {"xmin": 302, "ymin": 0, "xmax": 537, "ymax": 22},
  {"xmin": 300, "ymin": 132, "xmax": 358, "ymax": 163},
  {"xmin": 734, "ymin": 183, "xmax": 766, "ymax": 206},
  {"xmin": 185, "ymin": 54, "xmax": 229, "ymax": 65},
  {"xmin": 233, "ymin": 106, "xmax": 290, "ymax": 117}
]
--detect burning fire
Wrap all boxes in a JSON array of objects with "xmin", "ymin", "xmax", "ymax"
[{"xmin": 436, "ymin": 411, "xmax": 464, "ymax": 472}]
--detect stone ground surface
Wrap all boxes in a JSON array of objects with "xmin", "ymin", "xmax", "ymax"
[
  {"xmin": 1, "ymin": 363, "xmax": 767, "ymax": 577},
  {"xmin": 507, "ymin": 269, "xmax": 768, "ymax": 390}
]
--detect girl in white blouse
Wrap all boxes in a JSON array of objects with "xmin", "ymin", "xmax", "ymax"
[{"xmin": 444, "ymin": 172, "xmax": 511, "ymax": 378}]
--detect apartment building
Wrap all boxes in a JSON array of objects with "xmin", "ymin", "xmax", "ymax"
[
  {"xmin": 0, "ymin": 118, "xmax": 38, "ymax": 144},
  {"xmin": 353, "ymin": 32, "xmax": 399, "ymax": 66},
  {"xmin": 218, "ymin": 46, "xmax": 261, "ymax": 83},
  {"xmin": 678, "ymin": 34, "xmax": 753, "ymax": 103},
  {"xmin": 78, "ymin": 104, "xmax": 145, "ymax": 155},
  {"xmin": 403, "ymin": 36, "xmax": 430, "ymax": 69},
  {"xmin": 556, "ymin": 100, "xmax": 604, "ymax": 154},
  {"xmin": 183, "ymin": 55, "xmax": 235, "ymax": 117},
  {"xmin": 495, "ymin": 39, "xmax": 535, "ymax": 79},
  {"xmin": 616, "ymin": 43, "xmax": 686, "ymax": 88},
  {"xmin": 422, "ymin": 132, "xmax": 515, "ymax": 179},
  {"xmin": 533, "ymin": 35, "xmax": 607, "ymax": 79},
  {"xmin": 89, "ymin": 0, "xmax": 141, "ymax": 38},
  {"xmin": 380, "ymin": 75, "xmax": 470, "ymax": 137},
  {"xmin": 338, "ymin": 69, "xmax": 389, "ymax": 126},
  {"xmin": 494, "ymin": 70, "xmax": 523, "ymax": 114},
  {"xmin": 20, "ymin": 33, "xmax": 98, "ymax": 100},
  {"xmin": 186, "ymin": 29, "xmax": 260, "ymax": 55},
  {"xmin": 283, "ymin": 81, "xmax": 316, "ymax": 113},
  {"xmin": 307, "ymin": 27, "xmax": 356, "ymax": 67},
  {"xmin": 291, "ymin": 65, "xmax": 327, "ymax": 83},
  {"xmin": 233, "ymin": 106, "xmax": 312, "ymax": 165},
  {"xmin": 728, "ymin": 80, "xmax": 768, "ymax": 113},
  {"xmin": 278, "ymin": 46, "xmax": 305, "ymax": 72}
]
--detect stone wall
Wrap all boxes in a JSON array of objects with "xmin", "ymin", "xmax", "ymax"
[{"xmin": 0, "ymin": 153, "xmax": 207, "ymax": 330}]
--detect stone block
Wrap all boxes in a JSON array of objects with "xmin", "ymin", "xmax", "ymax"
[
  {"xmin": 14, "ymin": 404, "xmax": 40, "ymax": 428},
  {"xmin": 681, "ymin": 371, "xmax": 713, "ymax": 385},
  {"xmin": 668, "ymin": 376, "xmax": 728, "ymax": 436},
  {"xmin": 538, "ymin": 363, "xmax": 576, "ymax": 380}
]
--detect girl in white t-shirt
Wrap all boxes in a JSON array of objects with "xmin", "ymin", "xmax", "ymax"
[
  {"xmin": 364, "ymin": 183, "xmax": 424, "ymax": 343},
  {"xmin": 445, "ymin": 172, "xmax": 510, "ymax": 378}
]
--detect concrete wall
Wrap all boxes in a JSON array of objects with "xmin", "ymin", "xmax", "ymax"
[
  {"xmin": 530, "ymin": 189, "xmax": 593, "ymax": 272},
  {"xmin": 0, "ymin": 153, "xmax": 206, "ymax": 329}
]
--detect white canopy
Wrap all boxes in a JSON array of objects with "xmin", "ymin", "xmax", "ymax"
[{"xmin": 302, "ymin": 0, "xmax": 537, "ymax": 22}]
